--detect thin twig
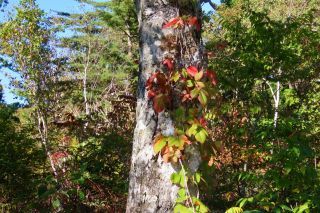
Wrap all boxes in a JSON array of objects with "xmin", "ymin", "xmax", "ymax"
[{"xmin": 179, "ymin": 159, "xmax": 195, "ymax": 213}]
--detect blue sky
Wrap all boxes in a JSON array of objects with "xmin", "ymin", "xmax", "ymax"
[
  {"xmin": 0, "ymin": 0, "xmax": 219, "ymax": 104},
  {"xmin": 0, "ymin": 0, "xmax": 86, "ymax": 103}
]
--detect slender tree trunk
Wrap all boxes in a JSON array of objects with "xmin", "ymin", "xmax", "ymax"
[
  {"xmin": 83, "ymin": 41, "xmax": 91, "ymax": 117},
  {"xmin": 33, "ymin": 76, "xmax": 58, "ymax": 178},
  {"xmin": 265, "ymin": 77, "xmax": 281, "ymax": 154},
  {"xmin": 127, "ymin": 1, "xmax": 202, "ymax": 212},
  {"xmin": 125, "ymin": 22, "xmax": 133, "ymax": 58},
  {"xmin": 273, "ymin": 81, "xmax": 280, "ymax": 129},
  {"xmin": 36, "ymin": 109, "xmax": 58, "ymax": 177}
]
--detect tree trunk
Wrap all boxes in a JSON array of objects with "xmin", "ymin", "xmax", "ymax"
[
  {"xmin": 125, "ymin": 22, "xmax": 133, "ymax": 58},
  {"xmin": 36, "ymin": 108, "xmax": 58, "ymax": 178},
  {"xmin": 83, "ymin": 40, "xmax": 91, "ymax": 117},
  {"xmin": 273, "ymin": 81, "xmax": 280, "ymax": 129},
  {"xmin": 265, "ymin": 77, "xmax": 281, "ymax": 155},
  {"xmin": 127, "ymin": 1, "xmax": 202, "ymax": 212}
]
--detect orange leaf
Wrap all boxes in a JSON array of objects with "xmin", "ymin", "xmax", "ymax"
[
  {"xmin": 207, "ymin": 51, "xmax": 215, "ymax": 58},
  {"xmin": 162, "ymin": 147, "xmax": 171, "ymax": 163},
  {"xmin": 182, "ymin": 93, "xmax": 191, "ymax": 102},
  {"xmin": 154, "ymin": 135, "xmax": 166, "ymax": 154},
  {"xmin": 180, "ymin": 135, "xmax": 192, "ymax": 145},
  {"xmin": 208, "ymin": 156, "xmax": 214, "ymax": 167},
  {"xmin": 163, "ymin": 17, "xmax": 182, "ymax": 29}
]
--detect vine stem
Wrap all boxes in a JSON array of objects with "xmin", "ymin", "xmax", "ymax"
[{"xmin": 179, "ymin": 159, "xmax": 196, "ymax": 213}]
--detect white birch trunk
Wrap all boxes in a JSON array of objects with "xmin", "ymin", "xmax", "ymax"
[
  {"xmin": 273, "ymin": 81, "xmax": 280, "ymax": 129},
  {"xmin": 265, "ymin": 78, "xmax": 281, "ymax": 154},
  {"xmin": 36, "ymin": 109, "xmax": 58, "ymax": 177}
]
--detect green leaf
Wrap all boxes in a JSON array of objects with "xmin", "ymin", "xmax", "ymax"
[
  {"xmin": 194, "ymin": 172, "xmax": 201, "ymax": 183},
  {"xmin": 171, "ymin": 172, "xmax": 181, "ymax": 184},
  {"xmin": 168, "ymin": 136, "xmax": 180, "ymax": 147},
  {"xmin": 52, "ymin": 199, "xmax": 61, "ymax": 209},
  {"xmin": 284, "ymin": 164, "xmax": 292, "ymax": 175},
  {"xmin": 198, "ymin": 90, "xmax": 208, "ymax": 105},
  {"xmin": 179, "ymin": 169, "xmax": 187, "ymax": 187},
  {"xmin": 176, "ymin": 196, "xmax": 187, "ymax": 203},
  {"xmin": 186, "ymin": 124, "xmax": 198, "ymax": 137},
  {"xmin": 78, "ymin": 190, "xmax": 85, "ymax": 200},
  {"xmin": 196, "ymin": 81, "xmax": 205, "ymax": 89},
  {"xmin": 192, "ymin": 197, "xmax": 209, "ymax": 213},
  {"xmin": 174, "ymin": 107, "xmax": 185, "ymax": 120},
  {"xmin": 238, "ymin": 198, "xmax": 247, "ymax": 208},
  {"xmin": 194, "ymin": 70, "xmax": 204, "ymax": 81},
  {"xmin": 236, "ymin": 197, "xmax": 254, "ymax": 209},
  {"xmin": 154, "ymin": 137, "xmax": 167, "ymax": 154},
  {"xmin": 176, "ymin": 188, "xmax": 187, "ymax": 203},
  {"xmin": 195, "ymin": 128, "xmax": 208, "ymax": 144},
  {"xmin": 190, "ymin": 88, "xmax": 200, "ymax": 98},
  {"xmin": 294, "ymin": 202, "xmax": 310, "ymax": 213},
  {"xmin": 172, "ymin": 72, "xmax": 180, "ymax": 82},
  {"xmin": 174, "ymin": 204, "xmax": 193, "ymax": 213},
  {"xmin": 226, "ymin": 207, "xmax": 243, "ymax": 213},
  {"xmin": 187, "ymin": 80, "xmax": 194, "ymax": 87},
  {"xmin": 279, "ymin": 204, "xmax": 292, "ymax": 211},
  {"xmin": 178, "ymin": 188, "xmax": 186, "ymax": 198}
]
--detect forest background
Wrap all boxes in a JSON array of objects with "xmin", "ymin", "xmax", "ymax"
[{"xmin": 0, "ymin": 0, "xmax": 319, "ymax": 212}]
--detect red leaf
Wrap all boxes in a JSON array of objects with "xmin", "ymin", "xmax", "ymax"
[
  {"xmin": 206, "ymin": 70, "xmax": 218, "ymax": 86},
  {"xmin": 199, "ymin": 117, "xmax": 207, "ymax": 127},
  {"xmin": 146, "ymin": 72, "xmax": 158, "ymax": 89},
  {"xmin": 188, "ymin": 17, "xmax": 200, "ymax": 31},
  {"xmin": 155, "ymin": 72, "xmax": 167, "ymax": 87},
  {"xmin": 153, "ymin": 94, "xmax": 167, "ymax": 113},
  {"xmin": 215, "ymin": 162, "xmax": 222, "ymax": 170},
  {"xmin": 187, "ymin": 66, "xmax": 198, "ymax": 77},
  {"xmin": 163, "ymin": 59, "xmax": 174, "ymax": 71},
  {"xmin": 217, "ymin": 42, "xmax": 227, "ymax": 50},
  {"xmin": 163, "ymin": 17, "xmax": 182, "ymax": 29},
  {"xmin": 148, "ymin": 90, "xmax": 157, "ymax": 99},
  {"xmin": 52, "ymin": 151, "xmax": 69, "ymax": 164}
]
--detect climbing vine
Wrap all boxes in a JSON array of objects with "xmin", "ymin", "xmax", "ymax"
[{"xmin": 146, "ymin": 16, "xmax": 217, "ymax": 213}]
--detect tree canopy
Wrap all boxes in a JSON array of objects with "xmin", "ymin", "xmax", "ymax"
[{"xmin": 0, "ymin": 0, "xmax": 319, "ymax": 212}]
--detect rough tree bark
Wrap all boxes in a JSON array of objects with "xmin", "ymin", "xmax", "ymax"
[{"xmin": 127, "ymin": 0, "xmax": 203, "ymax": 212}]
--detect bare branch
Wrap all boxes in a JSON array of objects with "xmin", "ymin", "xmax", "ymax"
[{"xmin": 263, "ymin": 78, "xmax": 277, "ymax": 103}]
